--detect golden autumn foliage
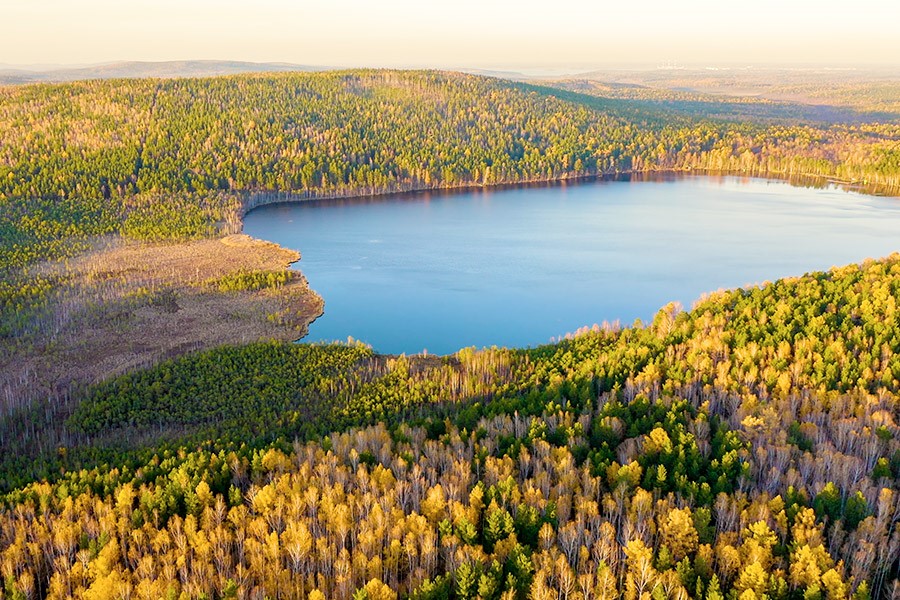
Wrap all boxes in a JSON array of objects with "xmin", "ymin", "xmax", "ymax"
[{"xmin": 2, "ymin": 236, "xmax": 900, "ymax": 598}]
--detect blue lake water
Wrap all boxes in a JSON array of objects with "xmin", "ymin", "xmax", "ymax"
[{"xmin": 242, "ymin": 175, "xmax": 900, "ymax": 355}]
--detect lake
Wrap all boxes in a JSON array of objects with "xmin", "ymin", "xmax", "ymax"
[{"xmin": 243, "ymin": 175, "xmax": 900, "ymax": 355}]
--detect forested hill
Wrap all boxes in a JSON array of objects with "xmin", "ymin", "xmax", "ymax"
[
  {"xmin": 2, "ymin": 255, "xmax": 899, "ymax": 598},
  {"xmin": 2, "ymin": 69, "xmax": 900, "ymax": 273}
]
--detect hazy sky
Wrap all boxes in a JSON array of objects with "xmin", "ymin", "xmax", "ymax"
[{"xmin": 4, "ymin": 0, "xmax": 899, "ymax": 69}]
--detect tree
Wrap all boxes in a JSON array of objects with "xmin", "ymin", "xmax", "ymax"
[
  {"xmin": 659, "ymin": 508, "xmax": 698, "ymax": 562},
  {"xmin": 355, "ymin": 578, "xmax": 398, "ymax": 600},
  {"xmin": 624, "ymin": 539, "xmax": 657, "ymax": 600},
  {"xmin": 456, "ymin": 563, "xmax": 479, "ymax": 600}
]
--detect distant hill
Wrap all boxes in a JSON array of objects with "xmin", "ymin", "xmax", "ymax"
[
  {"xmin": 558, "ymin": 66, "xmax": 900, "ymax": 112},
  {"xmin": 0, "ymin": 60, "xmax": 326, "ymax": 84},
  {"xmin": 459, "ymin": 68, "xmax": 532, "ymax": 80}
]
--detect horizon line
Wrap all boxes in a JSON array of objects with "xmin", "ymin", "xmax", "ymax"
[{"xmin": 3, "ymin": 59, "xmax": 900, "ymax": 73}]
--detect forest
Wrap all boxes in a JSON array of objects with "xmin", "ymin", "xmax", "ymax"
[
  {"xmin": 1, "ymin": 69, "xmax": 900, "ymax": 599},
  {"xmin": 1, "ymin": 255, "xmax": 899, "ymax": 599}
]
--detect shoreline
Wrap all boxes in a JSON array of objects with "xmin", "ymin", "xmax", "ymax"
[
  {"xmin": 3, "ymin": 167, "xmax": 896, "ymax": 427},
  {"xmin": 238, "ymin": 168, "xmax": 900, "ymax": 218},
  {"xmin": 238, "ymin": 169, "xmax": 900, "ymax": 358},
  {"xmin": 3, "ymin": 167, "xmax": 897, "ymax": 459},
  {"xmin": 0, "ymin": 235, "xmax": 323, "ymax": 428}
]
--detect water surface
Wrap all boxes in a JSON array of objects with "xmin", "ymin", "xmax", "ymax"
[{"xmin": 243, "ymin": 176, "xmax": 900, "ymax": 354}]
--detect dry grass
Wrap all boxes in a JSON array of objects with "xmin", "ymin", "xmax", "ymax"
[
  {"xmin": 64, "ymin": 234, "xmax": 301, "ymax": 286},
  {"xmin": 0, "ymin": 234, "xmax": 323, "ymax": 421}
]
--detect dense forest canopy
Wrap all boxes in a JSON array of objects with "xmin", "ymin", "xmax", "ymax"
[{"xmin": 2, "ymin": 256, "xmax": 899, "ymax": 599}]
